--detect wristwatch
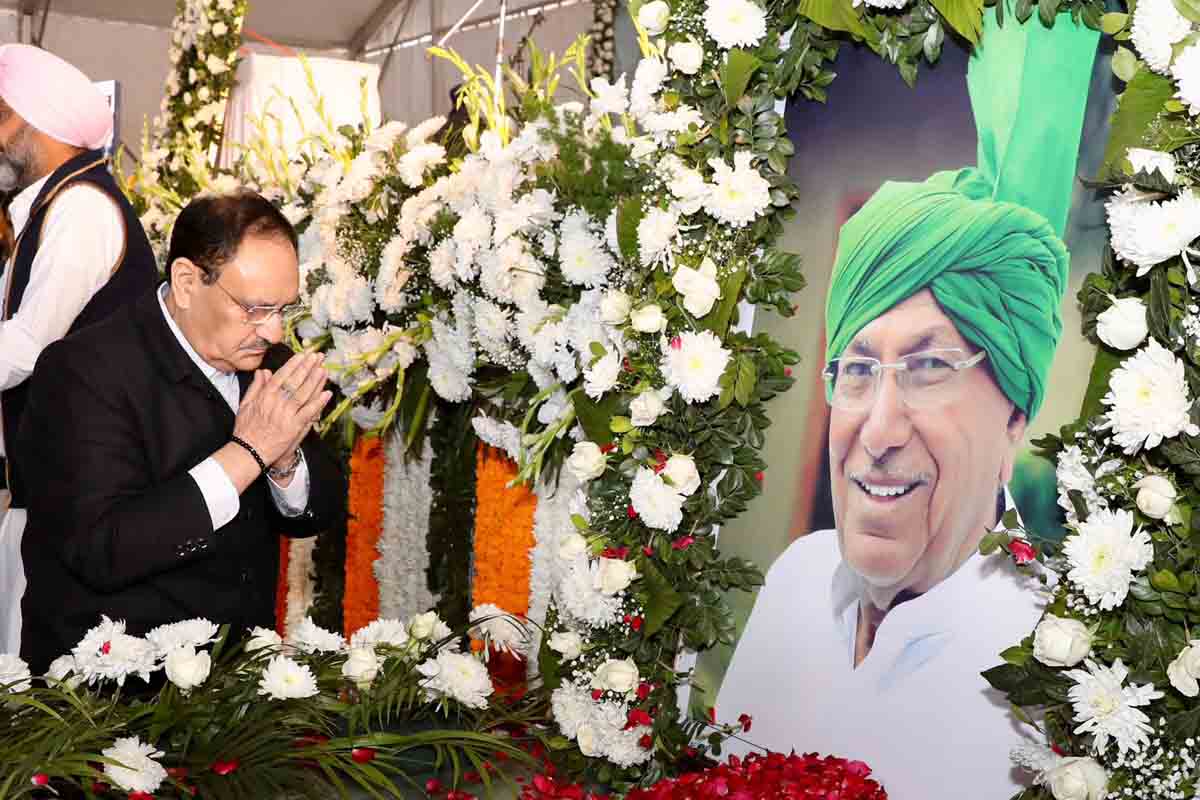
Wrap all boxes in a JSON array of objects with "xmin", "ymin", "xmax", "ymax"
[{"xmin": 267, "ymin": 448, "xmax": 303, "ymax": 481}]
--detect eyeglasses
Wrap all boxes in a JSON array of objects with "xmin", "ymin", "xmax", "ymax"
[
  {"xmin": 212, "ymin": 279, "xmax": 301, "ymax": 325},
  {"xmin": 822, "ymin": 348, "xmax": 987, "ymax": 412}
]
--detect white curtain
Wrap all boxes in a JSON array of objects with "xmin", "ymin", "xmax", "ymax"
[{"xmin": 219, "ymin": 52, "xmax": 383, "ymax": 168}]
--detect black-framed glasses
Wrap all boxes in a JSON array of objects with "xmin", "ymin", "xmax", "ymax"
[
  {"xmin": 822, "ymin": 348, "xmax": 987, "ymax": 411},
  {"xmin": 212, "ymin": 279, "xmax": 301, "ymax": 326}
]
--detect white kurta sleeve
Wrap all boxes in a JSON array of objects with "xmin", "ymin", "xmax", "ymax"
[{"xmin": 0, "ymin": 183, "xmax": 124, "ymax": 391}]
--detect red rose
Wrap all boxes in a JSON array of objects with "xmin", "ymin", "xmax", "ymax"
[
  {"xmin": 211, "ymin": 758, "xmax": 239, "ymax": 775},
  {"xmin": 1009, "ymin": 539, "xmax": 1036, "ymax": 565},
  {"xmin": 351, "ymin": 747, "xmax": 377, "ymax": 764}
]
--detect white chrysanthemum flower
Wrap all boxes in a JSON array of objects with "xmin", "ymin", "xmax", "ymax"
[
  {"xmin": 637, "ymin": 207, "xmax": 679, "ymax": 267},
  {"xmin": 1127, "ymin": 147, "xmax": 1177, "ymax": 183},
  {"xmin": 1010, "ymin": 741, "xmax": 1061, "ymax": 777},
  {"xmin": 1055, "ymin": 445, "xmax": 1106, "ymax": 521},
  {"xmin": 1065, "ymin": 659, "xmax": 1163, "ymax": 755},
  {"xmin": 630, "ymin": 467, "xmax": 685, "ymax": 531},
  {"xmin": 287, "ymin": 617, "xmax": 347, "ymax": 654},
  {"xmin": 661, "ymin": 330, "xmax": 731, "ymax": 403},
  {"xmin": 661, "ymin": 155, "xmax": 711, "ymax": 216},
  {"xmin": 339, "ymin": 150, "xmax": 384, "ymax": 204},
  {"xmin": 642, "ymin": 105, "xmax": 706, "ymax": 144},
  {"xmin": 556, "ymin": 560, "xmax": 626, "ymax": 626},
  {"xmin": 1131, "ymin": 0, "xmax": 1191, "ymax": 74},
  {"xmin": 406, "ymin": 117, "xmax": 446, "ymax": 147},
  {"xmin": 474, "ymin": 297, "xmax": 513, "ymax": 349},
  {"xmin": 245, "ymin": 626, "xmax": 283, "ymax": 653},
  {"xmin": 1064, "ymin": 508, "xmax": 1154, "ymax": 610},
  {"xmin": 145, "ymin": 618, "xmax": 219, "ymax": 658},
  {"xmin": 630, "ymin": 57, "xmax": 669, "ymax": 119},
  {"xmin": 258, "ymin": 655, "xmax": 320, "ymax": 700},
  {"xmin": 469, "ymin": 604, "xmax": 530, "ymax": 656},
  {"xmin": 584, "ymin": 350, "xmax": 622, "ymax": 399},
  {"xmin": 453, "ymin": 204, "xmax": 493, "ymax": 261},
  {"xmin": 1100, "ymin": 338, "xmax": 1199, "ymax": 453},
  {"xmin": 590, "ymin": 75, "xmax": 629, "ymax": 116},
  {"xmin": 398, "ymin": 142, "xmax": 446, "ymax": 188},
  {"xmin": 364, "ymin": 120, "xmax": 408, "ymax": 152},
  {"xmin": 703, "ymin": 0, "xmax": 768, "ymax": 48},
  {"xmin": 72, "ymin": 616, "xmax": 158, "ymax": 686},
  {"xmin": 427, "ymin": 237, "xmax": 457, "ymax": 290},
  {"xmin": 0, "ymin": 654, "xmax": 31, "ymax": 692},
  {"xmin": 472, "ymin": 416, "xmax": 522, "ymax": 460},
  {"xmin": 417, "ymin": 651, "xmax": 493, "ymax": 708},
  {"xmin": 351, "ymin": 618, "xmax": 411, "ymax": 650},
  {"xmin": 1107, "ymin": 188, "xmax": 1200, "ymax": 275},
  {"xmin": 550, "ymin": 683, "xmax": 594, "ymax": 739},
  {"xmin": 560, "ymin": 225, "xmax": 615, "ymax": 287},
  {"xmin": 707, "ymin": 150, "xmax": 772, "ymax": 227},
  {"xmin": 102, "ymin": 736, "xmax": 167, "ymax": 793},
  {"xmin": 1173, "ymin": 43, "xmax": 1200, "ymax": 115}
]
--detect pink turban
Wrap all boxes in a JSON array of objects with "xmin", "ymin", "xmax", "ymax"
[{"xmin": 0, "ymin": 44, "xmax": 111, "ymax": 150}]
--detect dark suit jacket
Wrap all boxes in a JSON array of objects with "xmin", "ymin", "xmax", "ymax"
[{"xmin": 16, "ymin": 288, "xmax": 346, "ymax": 673}]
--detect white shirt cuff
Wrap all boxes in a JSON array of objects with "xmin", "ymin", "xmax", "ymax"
[
  {"xmin": 189, "ymin": 457, "xmax": 240, "ymax": 531},
  {"xmin": 268, "ymin": 450, "xmax": 310, "ymax": 517}
]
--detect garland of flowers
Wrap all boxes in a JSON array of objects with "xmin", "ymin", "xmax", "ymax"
[
  {"xmin": 472, "ymin": 445, "xmax": 539, "ymax": 616},
  {"xmin": 344, "ymin": 436, "xmax": 387, "ymax": 636},
  {"xmin": 375, "ymin": 433, "xmax": 437, "ymax": 622},
  {"xmin": 980, "ymin": 2, "xmax": 1200, "ymax": 797},
  {"xmin": 119, "ymin": 0, "xmax": 247, "ymax": 261}
]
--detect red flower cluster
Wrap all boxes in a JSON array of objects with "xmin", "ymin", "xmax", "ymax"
[{"xmin": 622, "ymin": 752, "xmax": 888, "ymax": 800}]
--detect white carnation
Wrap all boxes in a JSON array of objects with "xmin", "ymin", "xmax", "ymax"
[
  {"xmin": 102, "ymin": 736, "xmax": 167, "ymax": 794},
  {"xmin": 661, "ymin": 330, "xmax": 730, "ymax": 403},
  {"xmin": 1064, "ymin": 508, "xmax": 1154, "ymax": 610},
  {"xmin": 703, "ymin": 0, "xmax": 768, "ymax": 49},
  {"xmin": 365, "ymin": 120, "xmax": 408, "ymax": 152},
  {"xmin": 630, "ymin": 467, "xmax": 685, "ymax": 531},
  {"xmin": 398, "ymin": 142, "xmax": 446, "ymax": 188},
  {"xmin": 584, "ymin": 350, "xmax": 622, "ymax": 399},
  {"xmin": 1100, "ymin": 338, "xmax": 1199, "ymax": 454}
]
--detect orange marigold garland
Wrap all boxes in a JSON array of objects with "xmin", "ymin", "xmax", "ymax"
[
  {"xmin": 472, "ymin": 444, "xmax": 537, "ymax": 616},
  {"xmin": 343, "ymin": 435, "xmax": 386, "ymax": 637}
]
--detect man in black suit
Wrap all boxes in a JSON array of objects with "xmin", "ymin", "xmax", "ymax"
[{"xmin": 16, "ymin": 190, "xmax": 345, "ymax": 673}]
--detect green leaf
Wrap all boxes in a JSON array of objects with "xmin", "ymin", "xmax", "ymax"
[
  {"xmin": 981, "ymin": 663, "xmax": 1027, "ymax": 693},
  {"xmin": 1067, "ymin": 489, "xmax": 1091, "ymax": 523},
  {"xmin": 931, "ymin": 0, "xmax": 985, "ymax": 45},
  {"xmin": 610, "ymin": 415, "xmax": 633, "ymax": 434},
  {"xmin": 979, "ymin": 530, "xmax": 1006, "ymax": 555},
  {"xmin": 1101, "ymin": 11, "xmax": 1129, "ymax": 32},
  {"xmin": 701, "ymin": 263, "xmax": 748, "ymax": 338},
  {"xmin": 1112, "ymin": 46, "xmax": 1138, "ymax": 83},
  {"xmin": 589, "ymin": 341, "xmax": 607, "ymax": 359},
  {"xmin": 1174, "ymin": 0, "xmax": 1200, "ymax": 23},
  {"xmin": 1000, "ymin": 645, "xmax": 1032, "ymax": 667},
  {"xmin": 641, "ymin": 561, "xmax": 685, "ymax": 638},
  {"xmin": 570, "ymin": 514, "xmax": 590, "ymax": 531},
  {"xmin": 539, "ymin": 637, "xmax": 563, "ymax": 691},
  {"xmin": 1101, "ymin": 68, "xmax": 1177, "ymax": 178},
  {"xmin": 1148, "ymin": 267, "xmax": 1173, "ymax": 342},
  {"xmin": 719, "ymin": 49, "xmax": 764, "ymax": 106},
  {"xmin": 1037, "ymin": 0, "xmax": 1059, "ymax": 28},
  {"xmin": 616, "ymin": 197, "xmax": 644, "ymax": 265},
  {"xmin": 1079, "ymin": 346, "xmax": 1123, "ymax": 419},
  {"xmin": 795, "ymin": 0, "xmax": 868, "ymax": 37},
  {"xmin": 1151, "ymin": 569, "xmax": 1183, "ymax": 592},
  {"xmin": 1001, "ymin": 508, "xmax": 1021, "ymax": 531},
  {"xmin": 734, "ymin": 355, "xmax": 757, "ymax": 407},
  {"xmin": 571, "ymin": 388, "xmax": 618, "ymax": 446}
]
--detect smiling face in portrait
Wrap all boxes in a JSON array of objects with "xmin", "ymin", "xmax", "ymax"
[
  {"xmin": 168, "ymin": 233, "xmax": 299, "ymax": 374},
  {"xmin": 827, "ymin": 289, "xmax": 1026, "ymax": 605}
]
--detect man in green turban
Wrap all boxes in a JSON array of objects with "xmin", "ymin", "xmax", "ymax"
[{"xmin": 719, "ymin": 9, "xmax": 1097, "ymax": 798}]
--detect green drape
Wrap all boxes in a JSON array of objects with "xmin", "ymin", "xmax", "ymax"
[{"xmin": 823, "ymin": 9, "xmax": 1099, "ymax": 420}]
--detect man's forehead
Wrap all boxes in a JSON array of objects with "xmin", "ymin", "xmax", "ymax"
[{"xmin": 846, "ymin": 296, "xmax": 970, "ymax": 356}]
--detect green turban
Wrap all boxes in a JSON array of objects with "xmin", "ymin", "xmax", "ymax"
[{"xmin": 824, "ymin": 8, "xmax": 1099, "ymax": 421}]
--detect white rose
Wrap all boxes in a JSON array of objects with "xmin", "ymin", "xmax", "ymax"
[
  {"xmin": 630, "ymin": 304, "xmax": 666, "ymax": 333},
  {"xmin": 1168, "ymin": 640, "xmax": 1200, "ymax": 696},
  {"xmin": 566, "ymin": 441, "xmax": 607, "ymax": 482},
  {"xmin": 1032, "ymin": 615, "xmax": 1092, "ymax": 668},
  {"xmin": 662, "ymin": 454, "xmax": 700, "ymax": 495},
  {"xmin": 576, "ymin": 723, "xmax": 601, "ymax": 756},
  {"xmin": 592, "ymin": 657, "xmax": 639, "ymax": 693},
  {"xmin": 164, "ymin": 646, "xmax": 211, "ymax": 692},
  {"xmin": 409, "ymin": 611, "xmax": 439, "ymax": 640},
  {"xmin": 341, "ymin": 646, "xmax": 381, "ymax": 689},
  {"xmin": 595, "ymin": 557, "xmax": 638, "ymax": 595},
  {"xmin": 600, "ymin": 289, "xmax": 633, "ymax": 324},
  {"xmin": 1096, "ymin": 296, "xmax": 1148, "ymax": 351},
  {"xmin": 630, "ymin": 389, "xmax": 667, "ymax": 427},
  {"xmin": 1046, "ymin": 757, "xmax": 1108, "ymax": 800},
  {"xmin": 1133, "ymin": 474, "xmax": 1177, "ymax": 520},
  {"xmin": 212, "ymin": 21, "xmax": 229, "ymax": 36},
  {"xmin": 548, "ymin": 631, "xmax": 584, "ymax": 661},
  {"xmin": 638, "ymin": 0, "xmax": 671, "ymax": 35},
  {"xmin": 245, "ymin": 626, "xmax": 283, "ymax": 653},
  {"xmin": 558, "ymin": 532, "xmax": 589, "ymax": 561},
  {"xmin": 668, "ymin": 41, "xmax": 704, "ymax": 75},
  {"xmin": 672, "ymin": 258, "xmax": 721, "ymax": 317}
]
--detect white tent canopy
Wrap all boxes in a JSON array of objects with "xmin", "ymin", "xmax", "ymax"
[{"xmin": 0, "ymin": 0, "xmax": 594, "ymax": 156}]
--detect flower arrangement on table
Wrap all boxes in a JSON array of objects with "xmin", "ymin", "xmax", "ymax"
[
  {"xmin": 0, "ymin": 612, "xmax": 538, "ymax": 797},
  {"xmin": 980, "ymin": 2, "xmax": 1200, "ymax": 798}
]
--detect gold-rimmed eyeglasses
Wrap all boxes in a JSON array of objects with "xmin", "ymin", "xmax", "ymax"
[
  {"xmin": 212, "ymin": 279, "xmax": 301, "ymax": 326},
  {"xmin": 822, "ymin": 348, "xmax": 987, "ymax": 411}
]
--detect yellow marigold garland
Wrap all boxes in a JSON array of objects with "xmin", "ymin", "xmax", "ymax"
[
  {"xmin": 344, "ymin": 435, "xmax": 386, "ymax": 637},
  {"xmin": 472, "ymin": 444, "xmax": 537, "ymax": 616}
]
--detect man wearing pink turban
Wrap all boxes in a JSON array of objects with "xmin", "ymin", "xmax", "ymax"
[{"xmin": 0, "ymin": 44, "xmax": 157, "ymax": 655}]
